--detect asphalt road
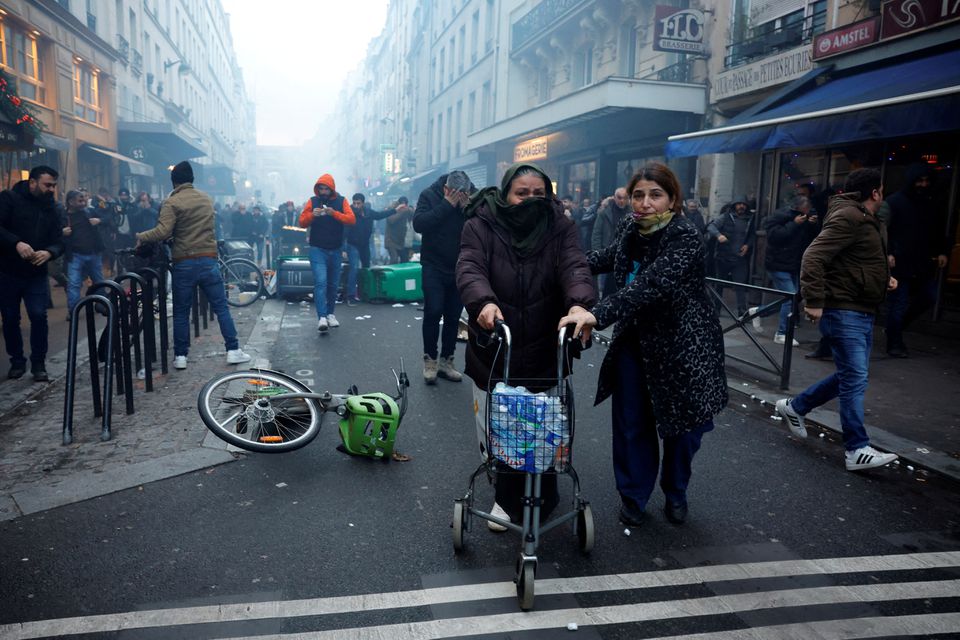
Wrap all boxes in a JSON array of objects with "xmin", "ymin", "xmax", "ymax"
[{"xmin": 1, "ymin": 301, "xmax": 958, "ymax": 639}]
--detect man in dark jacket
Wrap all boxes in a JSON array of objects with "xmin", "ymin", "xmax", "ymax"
[
  {"xmin": 249, "ymin": 205, "xmax": 268, "ymax": 265},
  {"xmin": 748, "ymin": 196, "xmax": 819, "ymax": 344},
  {"xmin": 345, "ymin": 193, "xmax": 393, "ymax": 305},
  {"xmin": 0, "ymin": 166, "xmax": 63, "ymax": 381},
  {"xmin": 883, "ymin": 163, "xmax": 950, "ymax": 357},
  {"xmin": 775, "ymin": 168, "xmax": 899, "ymax": 472},
  {"xmin": 591, "ymin": 188, "xmax": 628, "ymax": 298},
  {"xmin": 413, "ymin": 170, "xmax": 475, "ymax": 384},
  {"xmin": 231, "ymin": 204, "xmax": 252, "ymax": 240},
  {"xmin": 707, "ymin": 198, "xmax": 755, "ymax": 316},
  {"xmin": 62, "ymin": 189, "xmax": 105, "ymax": 314}
]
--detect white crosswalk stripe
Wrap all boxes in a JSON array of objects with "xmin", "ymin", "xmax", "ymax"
[{"xmin": 2, "ymin": 551, "xmax": 958, "ymax": 639}]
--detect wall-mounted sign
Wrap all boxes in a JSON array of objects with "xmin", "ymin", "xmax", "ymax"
[
  {"xmin": 711, "ymin": 45, "xmax": 812, "ymax": 102},
  {"xmin": 813, "ymin": 17, "xmax": 881, "ymax": 59},
  {"xmin": 129, "ymin": 145, "xmax": 146, "ymax": 161},
  {"xmin": 514, "ymin": 136, "xmax": 549, "ymax": 162},
  {"xmin": 654, "ymin": 6, "xmax": 706, "ymax": 54},
  {"xmin": 880, "ymin": 0, "xmax": 960, "ymax": 40}
]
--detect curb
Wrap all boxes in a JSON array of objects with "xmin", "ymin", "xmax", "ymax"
[
  {"xmin": 592, "ymin": 329, "xmax": 960, "ymax": 483},
  {"xmin": 0, "ymin": 299, "xmax": 286, "ymax": 522}
]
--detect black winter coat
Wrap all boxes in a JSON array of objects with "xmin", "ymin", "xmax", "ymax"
[
  {"xmin": 0, "ymin": 180, "xmax": 64, "ymax": 278},
  {"xmin": 763, "ymin": 207, "xmax": 818, "ymax": 273},
  {"xmin": 346, "ymin": 204, "xmax": 392, "ymax": 248},
  {"xmin": 413, "ymin": 173, "xmax": 474, "ymax": 274},
  {"xmin": 456, "ymin": 200, "xmax": 596, "ymax": 389},
  {"xmin": 588, "ymin": 215, "xmax": 727, "ymax": 436}
]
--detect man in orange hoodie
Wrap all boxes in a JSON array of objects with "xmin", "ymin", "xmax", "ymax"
[{"xmin": 299, "ymin": 174, "xmax": 355, "ymax": 332}]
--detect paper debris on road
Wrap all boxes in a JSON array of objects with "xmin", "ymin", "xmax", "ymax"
[
  {"xmin": 275, "ymin": 482, "xmax": 288, "ymax": 488},
  {"xmin": 392, "ymin": 303, "xmax": 405, "ymax": 308}
]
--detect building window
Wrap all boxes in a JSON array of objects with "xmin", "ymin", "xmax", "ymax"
[
  {"xmin": 458, "ymin": 25, "xmax": 465, "ymax": 73},
  {"xmin": 73, "ymin": 62, "xmax": 102, "ymax": 125},
  {"xmin": 439, "ymin": 47, "xmax": 445, "ymax": 90},
  {"xmin": 467, "ymin": 91, "xmax": 476, "ymax": 134},
  {"xmin": 573, "ymin": 45, "xmax": 593, "ymax": 88},
  {"xmin": 537, "ymin": 66, "xmax": 550, "ymax": 103},
  {"xmin": 455, "ymin": 100, "xmax": 462, "ymax": 157},
  {"xmin": 481, "ymin": 81, "xmax": 491, "ymax": 127},
  {"xmin": 809, "ymin": 0, "xmax": 828, "ymax": 36},
  {"xmin": 620, "ymin": 24, "xmax": 638, "ymax": 78},
  {"xmin": 471, "ymin": 10, "xmax": 479, "ymax": 63},
  {"xmin": 0, "ymin": 23, "xmax": 46, "ymax": 104},
  {"xmin": 485, "ymin": 0, "xmax": 494, "ymax": 53}
]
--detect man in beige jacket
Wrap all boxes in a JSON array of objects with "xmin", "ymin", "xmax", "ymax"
[{"xmin": 137, "ymin": 161, "xmax": 250, "ymax": 369}]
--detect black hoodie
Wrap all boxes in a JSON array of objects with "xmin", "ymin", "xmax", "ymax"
[
  {"xmin": 885, "ymin": 164, "xmax": 949, "ymax": 277},
  {"xmin": 413, "ymin": 173, "xmax": 476, "ymax": 274},
  {"xmin": 0, "ymin": 180, "xmax": 64, "ymax": 278}
]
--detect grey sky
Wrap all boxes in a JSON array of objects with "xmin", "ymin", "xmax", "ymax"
[{"xmin": 223, "ymin": 0, "xmax": 390, "ymax": 147}]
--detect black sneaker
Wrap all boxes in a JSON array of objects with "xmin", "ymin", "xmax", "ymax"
[
  {"xmin": 886, "ymin": 345, "xmax": 909, "ymax": 358},
  {"xmin": 618, "ymin": 502, "xmax": 645, "ymax": 527},
  {"xmin": 664, "ymin": 500, "xmax": 688, "ymax": 524},
  {"xmin": 7, "ymin": 365, "xmax": 26, "ymax": 379},
  {"xmin": 32, "ymin": 367, "xmax": 49, "ymax": 383}
]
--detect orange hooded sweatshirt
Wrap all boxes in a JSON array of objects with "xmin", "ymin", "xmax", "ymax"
[{"xmin": 299, "ymin": 174, "xmax": 355, "ymax": 250}]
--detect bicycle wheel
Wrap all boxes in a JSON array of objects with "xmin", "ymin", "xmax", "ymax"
[
  {"xmin": 221, "ymin": 258, "xmax": 265, "ymax": 307},
  {"xmin": 198, "ymin": 369, "xmax": 322, "ymax": 453}
]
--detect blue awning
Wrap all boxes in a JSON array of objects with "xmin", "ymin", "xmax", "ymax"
[{"xmin": 666, "ymin": 48, "xmax": 960, "ymax": 157}]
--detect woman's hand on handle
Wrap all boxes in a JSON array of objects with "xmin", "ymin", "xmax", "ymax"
[
  {"xmin": 477, "ymin": 303, "xmax": 504, "ymax": 331},
  {"xmin": 559, "ymin": 305, "xmax": 597, "ymax": 346}
]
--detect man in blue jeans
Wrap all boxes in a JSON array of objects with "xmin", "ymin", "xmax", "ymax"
[
  {"xmin": 0, "ymin": 165, "xmax": 63, "ymax": 381},
  {"xmin": 748, "ymin": 195, "xmax": 819, "ymax": 345},
  {"xmin": 62, "ymin": 190, "xmax": 105, "ymax": 314},
  {"xmin": 298, "ymin": 174, "xmax": 355, "ymax": 333},
  {"xmin": 775, "ymin": 168, "xmax": 899, "ymax": 471},
  {"xmin": 136, "ymin": 161, "xmax": 250, "ymax": 370}
]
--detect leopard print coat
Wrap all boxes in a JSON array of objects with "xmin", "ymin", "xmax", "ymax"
[{"xmin": 588, "ymin": 214, "xmax": 727, "ymax": 437}]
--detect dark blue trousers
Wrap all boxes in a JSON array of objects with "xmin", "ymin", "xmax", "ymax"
[
  {"xmin": 611, "ymin": 345, "xmax": 713, "ymax": 511},
  {"xmin": 421, "ymin": 263, "xmax": 463, "ymax": 360}
]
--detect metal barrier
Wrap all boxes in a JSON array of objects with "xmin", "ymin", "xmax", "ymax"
[
  {"xmin": 138, "ymin": 267, "xmax": 168, "ymax": 375},
  {"xmin": 706, "ymin": 277, "xmax": 800, "ymax": 391},
  {"xmin": 87, "ymin": 280, "xmax": 135, "ymax": 415},
  {"xmin": 62, "ymin": 294, "xmax": 115, "ymax": 445},
  {"xmin": 116, "ymin": 272, "xmax": 154, "ymax": 392}
]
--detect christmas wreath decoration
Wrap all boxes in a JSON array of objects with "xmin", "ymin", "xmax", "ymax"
[{"xmin": 0, "ymin": 68, "xmax": 45, "ymax": 139}]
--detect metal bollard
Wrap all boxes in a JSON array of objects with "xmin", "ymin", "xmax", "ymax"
[
  {"xmin": 87, "ymin": 280, "xmax": 135, "ymax": 415},
  {"xmin": 138, "ymin": 267, "xmax": 167, "ymax": 374},
  {"xmin": 63, "ymin": 294, "xmax": 115, "ymax": 445},
  {"xmin": 116, "ymin": 272, "xmax": 153, "ymax": 392}
]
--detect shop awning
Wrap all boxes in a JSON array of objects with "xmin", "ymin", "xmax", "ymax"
[
  {"xmin": 117, "ymin": 121, "xmax": 206, "ymax": 160},
  {"xmin": 666, "ymin": 48, "xmax": 960, "ymax": 157},
  {"xmin": 82, "ymin": 144, "xmax": 155, "ymax": 177},
  {"xmin": 35, "ymin": 133, "xmax": 71, "ymax": 152}
]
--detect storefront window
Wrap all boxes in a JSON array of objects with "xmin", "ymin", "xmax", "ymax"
[
  {"xmin": 615, "ymin": 157, "xmax": 666, "ymax": 191},
  {"xmin": 565, "ymin": 161, "xmax": 596, "ymax": 204},
  {"xmin": 776, "ymin": 149, "xmax": 827, "ymax": 210}
]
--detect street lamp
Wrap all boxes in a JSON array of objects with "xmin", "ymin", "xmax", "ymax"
[{"xmin": 164, "ymin": 59, "xmax": 191, "ymax": 75}]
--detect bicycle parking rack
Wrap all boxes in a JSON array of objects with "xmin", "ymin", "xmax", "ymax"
[
  {"xmin": 138, "ymin": 267, "xmax": 168, "ymax": 375},
  {"xmin": 87, "ymin": 280, "xmax": 135, "ymax": 415},
  {"xmin": 116, "ymin": 272, "xmax": 154, "ymax": 392},
  {"xmin": 707, "ymin": 277, "xmax": 800, "ymax": 391},
  {"xmin": 62, "ymin": 294, "xmax": 115, "ymax": 445}
]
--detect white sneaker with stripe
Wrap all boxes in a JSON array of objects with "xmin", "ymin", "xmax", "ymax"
[
  {"xmin": 775, "ymin": 398, "xmax": 807, "ymax": 438},
  {"xmin": 845, "ymin": 445, "xmax": 898, "ymax": 471}
]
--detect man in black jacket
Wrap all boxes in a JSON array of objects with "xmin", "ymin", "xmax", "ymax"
[
  {"xmin": 62, "ymin": 189, "xmax": 105, "ymax": 315},
  {"xmin": 707, "ymin": 198, "xmax": 756, "ymax": 316},
  {"xmin": 413, "ymin": 170, "xmax": 475, "ymax": 384},
  {"xmin": 345, "ymin": 193, "xmax": 394, "ymax": 305},
  {"xmin": 0, "ymin": 166, "xmax": 63, "ymax": 381}
]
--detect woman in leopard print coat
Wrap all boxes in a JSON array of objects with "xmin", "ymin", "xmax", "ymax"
[{"xmin": 559, "ymin": 163, "xmax": 727, "ymax": 527}]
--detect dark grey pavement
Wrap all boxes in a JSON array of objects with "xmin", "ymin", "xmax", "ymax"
[{"xmin": 0, "ymin": 298, "xmax": 958, "ymax": 638}]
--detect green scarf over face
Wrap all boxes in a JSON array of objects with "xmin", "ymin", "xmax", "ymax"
[
  {"xmin": 465, "ymin": 162, "xmax": 554, "ymax": 256},
  {"xmin": 633, "ymin": 211, "xmax": 675, "ymax": 235}
]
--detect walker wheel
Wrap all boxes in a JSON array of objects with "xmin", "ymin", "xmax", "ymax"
[
  {"xmin": 576, "ymin": 503, "xmax": 595, "ymax": 554},
  {"xmin": 516, "ymin": 560, "xmax": 536, "ymax": 610}
]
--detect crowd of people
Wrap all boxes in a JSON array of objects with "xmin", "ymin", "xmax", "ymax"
[{"xmin": 0, "ymin": 155, "xmax": 951, "ymax": 530}]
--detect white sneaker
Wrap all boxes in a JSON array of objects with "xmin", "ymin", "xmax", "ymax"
[
  {"xmin": 317, "ymin": 317, "xmax": 328, "ymax": 332},
  {"xmin": 226, "ymin": 349, "xmax": 251, "ymax": 365},
  {"xmin": 774, "ymin": 333, "xmax": 800, "ymax": 346},
  {"xmin": 327, "ymin": 314, "xmax": 340, "ymax": 328},
  {"xmin": 487, "ymin": 502, "xmax": 510, "ymax": 532},
  {"xmin": 845, "ymin": 445, "xmax": 898, "ymax": 471},
  {"xmin": 775, "ymin": 398, "xmax": 807, "ymax": 438},
  {"xmin": 749, "ymin": 307, "xmax": 763, "ymax": 333},
  {"xmin": 173, "ymin": 355, "xmax": 187, "ymax": 370}
]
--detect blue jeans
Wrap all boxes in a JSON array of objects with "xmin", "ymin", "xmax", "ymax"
[
  {"xmin": 171, "ymin": 258, "xmax": 239, "ymax": 357},
  {"xmin": 0, "ymin": 271, "xmax": 50, "ymax": 367},
  {"xmin": 611, "ymin": 344, "xmax": 713, "ymax": 511},
  {"xmin": 421, "ymin": 263, "xmax": 463, "ymax": 359},
  {"xmin": 309, "ymin": 246, "xmax": 341, "ymax": 318},
  {"xmin": 344, "ymin": 242, "xmax": 361, "ymax": 299},
  {"xmin": 756, "ymin": 270, "xmax": 797, "ymax": 335},
  {"xmin": 790, "ymin": 309, "xmax": 873, "ymax": 451},
  {"xmin": 67, "ymin": 253, "xmax": 104, "ymax": 312}
]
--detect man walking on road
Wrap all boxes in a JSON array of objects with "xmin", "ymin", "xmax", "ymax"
[
  {"xmin": 345, "ymin": 193, "xmax": 393, "ymax": 305},
  {"xmin": 0, "ymin": 165, "xmax": 63, "ymax": 381},
  {"xmin": 776, "ymin": 168, "xmax": 899, "ymax": 472},
  {"xmin": 299, "ymin": 174, "xmax": 355, "ymax": 333},
  {"xmin": 413, "ymin": 170, "xmax": 475, "ymax": 384},
  {"xmin": 62, "ymin": 189, "xmax": 105, "ymax": 315},
  {"xmin": 591, "ymin": 188, "xmax": 628, "ymax": 298},
  {"xmin": 136, "ymin": 161, "xmax": 251, "ymax": 370}
]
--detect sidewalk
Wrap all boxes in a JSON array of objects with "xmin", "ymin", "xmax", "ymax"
[{"xmin": 0, "ymin": 298, "xmax": 283, "ymax": 521}]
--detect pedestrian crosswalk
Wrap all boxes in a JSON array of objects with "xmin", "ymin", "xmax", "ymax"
[{"xmin": 2, "ymin": 550, "xmax": 958, "ymax": 639}]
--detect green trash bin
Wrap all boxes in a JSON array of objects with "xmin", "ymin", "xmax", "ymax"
[
  {"xmin": 359, "ymin": 262, "xmax": 422, "ymax": 303},
  {"xmin": 338, "ymin": 392, "xmax": 402, "ymax": 460}
]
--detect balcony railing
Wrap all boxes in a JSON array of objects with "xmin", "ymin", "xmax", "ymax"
[
  {"xmin": 640, "ymin": 59, "xmax": 701, "ymax": 84},
  {"xmin": 512, "ymin": 0, "xmax": 588, "ymax": 52},
  {"xmin": 117, "ymin": 34, "xmax": 130, "ymax": 63},
  {"xmin": 131, "ymin": 49, "xmax": 143, "ymax": 76},
  {"xmin": 724, "ymin": 8, "xmax": 826, "ymax": 68}
]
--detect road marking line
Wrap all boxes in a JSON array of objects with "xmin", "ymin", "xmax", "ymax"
[
  {"xmin": 217, "ymin": 581, "xmax": 960, "ymax": 640},
  {"xmin": 2, "ymin": 551, "xmax": 958, "ymax": 639}
]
